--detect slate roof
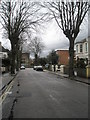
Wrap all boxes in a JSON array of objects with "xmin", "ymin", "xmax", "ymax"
[
  {"xmin": 75, "ymin": 36, "xmax": 90, "ymax": 44},
  {"xmin": 0, "ymin": 42, "xmax": 9, "ymax": 52}
]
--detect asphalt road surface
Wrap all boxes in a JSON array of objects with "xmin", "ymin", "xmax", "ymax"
[{"xmin": 2, "ymin": 68, "xmax": 88, "ymax": 118}]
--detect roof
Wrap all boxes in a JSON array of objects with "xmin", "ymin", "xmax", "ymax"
[
  {"xmin": 22, "ymin": 52, "xmax": 30, "ymax": 54},
  {"xmin": 75, "ymin": 39, "xmax": 87, "ymax": 44},
  {"xmin": 0, "ymin": 42, "xmax": 9, "ymax": 52},
  {"xmin": 55, "ymin": 49, "xmax": 69, "ymax": 52},
  {"xmin": 75, "ymin": 36, "xmax": 90, "ymax": 44}
]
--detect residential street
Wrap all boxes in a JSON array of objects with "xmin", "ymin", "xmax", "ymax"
[{"xmin": 2, "ymin": 68, "xmax": 88, "ymax": 118}]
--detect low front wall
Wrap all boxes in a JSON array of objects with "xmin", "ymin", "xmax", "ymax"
[
  {"xmin": 74, "ymin": 68, "xmax": 86, "ymax": 78},
  {"xmin": 49, "ymin": 65, "xmax": 87, "ymax": 78},
  {"xmin": 60, "ymin": 66, "xmax": 87, "ymax": 78},
  {"xmin": 60, "ymin": 65, "xmax": 69, "ymax": 74}
]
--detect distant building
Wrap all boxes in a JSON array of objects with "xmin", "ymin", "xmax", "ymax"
[
  {"xmin": 0, "ymin": 42, "xmax": 10, "ymax": 72},
  {"xmin": 0, "ymin": 42, "xmax": 8, "ymax": 59},
  {"xmin": 21, "ymin": 52, "xmax": 30, "ymax": 67},
  {"xmin": 74, "ymin": 36, "xmax": 90, "ymax": 64},
  {"xmin": 56, "ymin": 50, "xmax": 69, "ymax": 65}
]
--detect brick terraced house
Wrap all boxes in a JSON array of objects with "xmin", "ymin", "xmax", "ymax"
[
  {"xmin": 56, "ymin": 50, "xmax": 69, "ymax": 65},
  {"xmin": 21, "ymin": 52, "xmax": 30, "ymax": 68}
]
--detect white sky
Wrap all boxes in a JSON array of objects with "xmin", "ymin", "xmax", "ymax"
[
  {"xmin": 40, "ymin": 18, "xmax": 88, "ymax": 57},
  {"xmin": 0, "ymin": 1, "xmax": 89, "ymax": 58},
  {"xmin": 0, "ymin": 18, "xmax": 89, "ymax": 57}
]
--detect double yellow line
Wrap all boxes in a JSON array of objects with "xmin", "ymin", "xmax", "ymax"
[{"xmin": 0, "ymin": 81, "xmax": 14, "ymax": 104}]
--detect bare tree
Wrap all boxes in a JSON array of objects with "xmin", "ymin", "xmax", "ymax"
[
  {"xmin": 15, "ymin": 35, "xmax": 26, "ymax": 71},
  {"xmin": 42, "ymin": 1, "xmax": 90, "ymax": 77},
  {"xmin": 0, "ymin": 0, "xmax": 46, "ymax": 74},
  {"xmin": 28, "ymin": 37, "xmax": 44, "ymax": 65}
]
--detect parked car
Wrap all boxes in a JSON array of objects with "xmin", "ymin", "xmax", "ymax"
[
  {"xmin": 36, "ymin": 66, "xmax": 43, "ymax": 71},
  {"xmin": 33, "ymin": 66, "xmax": 37, "ymax": 70},
  {"xmin": 20, "ymin": 66, "xmax": 25, "ymax": 70},
  {"xmin": 45, "ymin": 64, "xmax": 49, "ymax": 69}
]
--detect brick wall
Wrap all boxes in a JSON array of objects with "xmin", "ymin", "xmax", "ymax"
[
  {"xmin": 21, "ymin": 53, "xmax": 30, "ymax": 67},
  {"xmin": 56, "ymin": 50, "xmax": 69, "ymax": 65}
]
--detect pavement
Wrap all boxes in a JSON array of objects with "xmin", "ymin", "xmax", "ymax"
[
  {"xmin": 44, "ymin": 70, "xmax": 90, "ymax": 85},
  {"xmin": 0, "ymin": 72, "xmax": 18, "ymax": 91}
]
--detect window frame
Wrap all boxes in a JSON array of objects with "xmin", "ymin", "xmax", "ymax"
[
  {"xmin": 80, "ymin": 44, "xmax": 83, "ymax": 53},
  {"xmin": 76, "ymin": 44, "xmax": 78, "ymax": 53},
  {"xmin": 85, "ymin": 42, "xmax": 88, "ymax": 53}
]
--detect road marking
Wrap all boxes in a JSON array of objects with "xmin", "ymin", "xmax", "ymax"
[
  {"xmin": 0, "ymin": 81, "xmax": 14, "ymax": 104},
  {"xmin": 49, "ymin": 94, "xmax": 59, "ymax": 104},
  {"xmin": 5, "ymin": 91, "xmax": 12, "ymax": 95}
]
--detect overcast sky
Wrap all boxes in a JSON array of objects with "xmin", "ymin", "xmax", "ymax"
[
  {"xmin": 0, "ymin": 18, "xmax": 89, "ymax": 58},
  {"xmin": 40, "ymin": 18, "xmax": 89, "ymax": 57},
  {"xmin": 0, "ymin": 1, "xmax": 89, "ymax": 58}
]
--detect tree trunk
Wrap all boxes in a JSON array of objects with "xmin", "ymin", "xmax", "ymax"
[
  {"xmin": 16, "ymin": 51, "xmax": 19, "ymax": 71},
  {"xmin": 69, "ymin": 39, "xmax": 74, "ymax": 78},
  {"xmin": 0, "ymin": 45, "xmax": 1, "ymax": 75},
  {"xmin": 20, "ymin": 48, "xmax": 22, "ymax": 68},
  {"xmin": 16, "ymin": 44, "xmax": 20, "ymax": 71},
  {"xmin": 35, "ymin": 54, "xmax": 38, "ymax": 65},
  {"xmin": 11, "ymin": 43, "xmax": 16, "ymax": 74},
  {"xmin": 54, "ymin": 64, "xmax": 55, "ymax": 72}
]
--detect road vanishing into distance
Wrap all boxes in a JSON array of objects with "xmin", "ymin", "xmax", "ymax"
[{"xmin": 2, "ymin": 68, "xmax": 88, "ymax": 118}]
